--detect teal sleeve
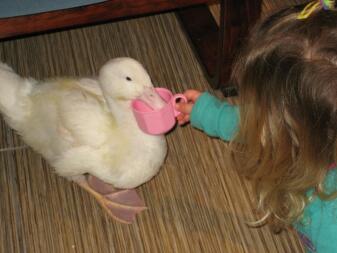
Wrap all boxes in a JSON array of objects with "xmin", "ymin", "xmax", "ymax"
[
  {"xmin": 294, "ymin": 168, "xmax": 337, "ymax": 253},
  {"xmin": 190, "ymin": 92, "xmax": 239, "ymax": 141}
]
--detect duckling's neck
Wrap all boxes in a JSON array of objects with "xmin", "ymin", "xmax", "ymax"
[{"xmin": 105, "ymin": 97, "xmax": 136, "ymax": 126}]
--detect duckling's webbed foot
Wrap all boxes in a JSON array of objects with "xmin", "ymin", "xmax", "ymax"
[{"xmin": 74, "ymin": 175, "xmax": 146, "ymax": 224}]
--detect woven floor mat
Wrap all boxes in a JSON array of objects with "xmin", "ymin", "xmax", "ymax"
[{"xmin": 0, "ymin": 3, "xmax": 305, "ymax": 252}]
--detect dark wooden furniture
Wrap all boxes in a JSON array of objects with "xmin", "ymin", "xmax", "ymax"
[
  {"xmin": 0, "ymin": 0, "xmax": 262, "ymax": 96},
  {"xmin": 178, "ymin": 0, "xmax": 262, "ymax": 95}
]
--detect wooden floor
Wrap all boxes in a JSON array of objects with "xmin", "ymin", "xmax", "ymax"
[{"xmin": 0, "ymin": 1, "xmax": 307, "ymax": 252}]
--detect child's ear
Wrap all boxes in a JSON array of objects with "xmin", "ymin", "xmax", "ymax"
[{"xmin": 78, "ymin": 78, "xmax": 103, "ymax": 97}]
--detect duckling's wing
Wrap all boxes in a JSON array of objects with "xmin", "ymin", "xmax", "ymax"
[
  {"xmin": 77, "ymin": 78, "xmax": 103, "ymax": 97},
  {"xmin": 57, "ymin": 79, "xmax": 117, "ymax": 148}
]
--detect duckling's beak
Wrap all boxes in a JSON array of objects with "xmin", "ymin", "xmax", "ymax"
[{"xmin": 137, "ymin": 87, "xmax": 166, "ymax": 110}]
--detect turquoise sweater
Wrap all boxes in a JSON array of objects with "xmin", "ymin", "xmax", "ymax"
[{"xmin": 190, "ymin": 92, "xmax": 337, "ymax": 253}]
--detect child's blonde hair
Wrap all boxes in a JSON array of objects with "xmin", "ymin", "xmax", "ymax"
[{"xmin": 229, "ymin": 3, "xmax": 337, "ymax": 228}]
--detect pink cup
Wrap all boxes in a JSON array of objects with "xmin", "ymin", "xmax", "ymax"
[{"xmin": 131, "ymin": 88, "xmax": 187, "ymax": 135}]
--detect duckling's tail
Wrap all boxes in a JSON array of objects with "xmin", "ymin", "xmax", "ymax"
[{"xmin": 0, "ymin": 62, "xmax": 33, "ymax": 130}]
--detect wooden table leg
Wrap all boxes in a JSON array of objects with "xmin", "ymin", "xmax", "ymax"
[
  {"xmin": 177, "ymin": 5, "xmax": 219, "ymax": 87},
  {"xmin": 177, "ymin": 0, "xmax": 262, "ymax": 97},
  {"xmin": 217, "ymin": 0, "xmax": 262, "ymax": 96}
]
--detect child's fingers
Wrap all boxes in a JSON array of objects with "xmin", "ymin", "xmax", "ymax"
[
  {"xmin": 175, "ymin": 89, "xmax": 200, "ymax": 126},
  {"xmin": 175, "ymin": 102, "xmax": 194, "ymax": 114},
  {"xmin": 182, "ymin": 115, "xmax": 190, "ymax": 124},
  {"xmin": 177, "ymin": 114, "xmax": 190, "ymax": 125},
  {"xmin": 183, "ymin": 89, "xmax": 201, "ymax": 102},
  {"xmin": 176, "ymin": 113, "xmax": 187, "ymax": 122},
  {"xmin": 176, "ymin": 114, "xmax": 183, "ymax": 121}
]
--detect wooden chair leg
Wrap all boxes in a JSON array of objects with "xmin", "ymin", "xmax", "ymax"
[{"xmin": 177, "ymin": 0, "xmax": 262, "ymax": 97}]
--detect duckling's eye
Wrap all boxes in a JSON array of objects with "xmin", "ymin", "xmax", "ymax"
[{"xmin": 126, "ymin": 77, "xmax": 132, "ymax": 81}]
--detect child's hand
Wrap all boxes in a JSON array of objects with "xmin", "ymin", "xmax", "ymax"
[{"xmin": 175, "ymin": 89, "xmax": 202, "ymax": 125}]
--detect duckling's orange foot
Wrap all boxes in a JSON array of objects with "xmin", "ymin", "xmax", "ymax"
[{"xmin": 74, "ymin": 175, "xmax": 146, "ymax": 224}]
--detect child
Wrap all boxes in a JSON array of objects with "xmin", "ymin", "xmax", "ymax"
[{"xmin": 176, "ymin": 1, "xmax": 337, "ymax": 252}]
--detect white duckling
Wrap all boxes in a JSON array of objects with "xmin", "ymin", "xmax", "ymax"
[{"xmin": 0, "ymin": 57, "xmax": 167, "ymax": 223}]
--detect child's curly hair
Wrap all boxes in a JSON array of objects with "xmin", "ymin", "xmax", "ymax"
[{"xmin": 229, "ymin": 3, "xmax": 337, "ymax": 228}]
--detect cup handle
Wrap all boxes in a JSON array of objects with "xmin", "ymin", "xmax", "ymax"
[{"xmin": 172, "ymin": 94, "xmax": 188, "ymax": 117}]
